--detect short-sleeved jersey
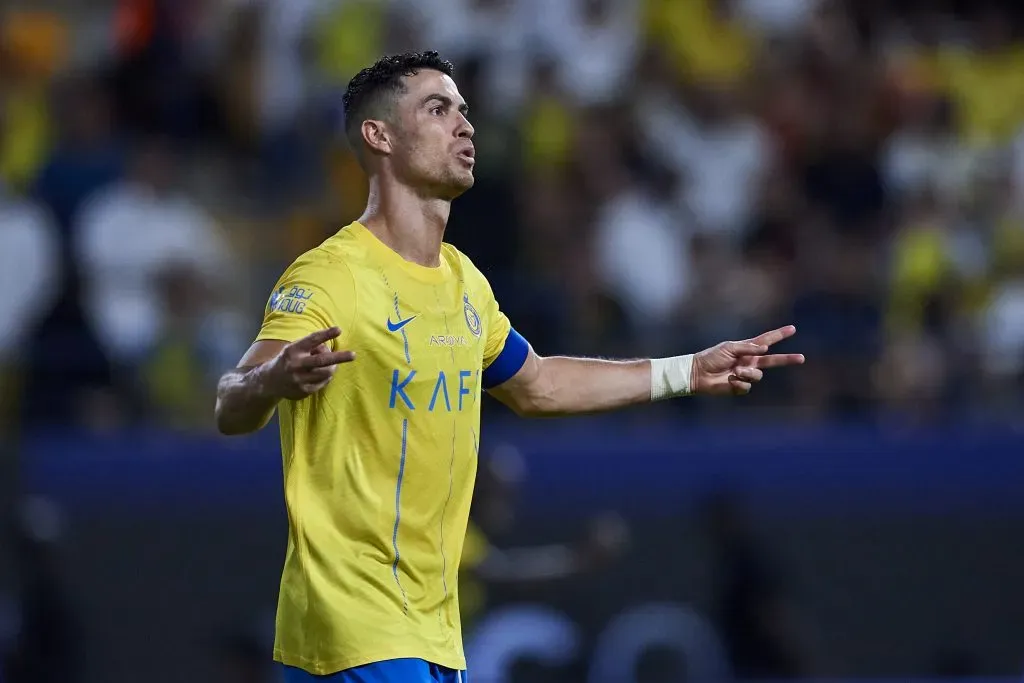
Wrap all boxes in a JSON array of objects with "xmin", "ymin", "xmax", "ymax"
[{"xmin": 255, "ymin": 222, "xmax": 528, "ymax": 675}]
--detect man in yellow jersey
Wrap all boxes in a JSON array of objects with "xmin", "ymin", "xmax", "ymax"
[{"xmin": 213, "ymin": 52, "xmax": 805, "ymax": 683}]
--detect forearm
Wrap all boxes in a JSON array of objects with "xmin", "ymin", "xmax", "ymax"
[
  {"xmin": 499, "ymin": 352, "xmax": 697, "ymax": 417},
  {"xmin": 515, "ymin": 356, "xmax": 653, "ymax": 417},
  {"xmin": 492, "ymin": 325, "xmax": 800, "ymax": 416},
  {"xmin": 214, "ymin": 365, "xmax": 280, "ymax": 435}
]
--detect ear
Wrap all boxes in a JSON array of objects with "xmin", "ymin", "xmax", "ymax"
[{"xmin": 361, "ymin": 119, "xmax": 392, "ymax": 156}]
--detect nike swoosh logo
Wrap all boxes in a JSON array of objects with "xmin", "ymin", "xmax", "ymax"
[{"xmin": 386, "ymin": 315, "xmax": 418, "ymax": 332}]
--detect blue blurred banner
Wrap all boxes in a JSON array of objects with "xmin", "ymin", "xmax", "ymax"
[
  {"xmin": 20, "ymin": 420, "xmax": 1024, "ymax": 516},
  {"xmin": 16, "ymin": 421, "xmax": 1024, "ymax": 681}
]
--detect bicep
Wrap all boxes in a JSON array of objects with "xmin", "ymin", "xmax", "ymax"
[{"xmin": 486, "ymin": 346, "xmax": 543, "ymax": 414}]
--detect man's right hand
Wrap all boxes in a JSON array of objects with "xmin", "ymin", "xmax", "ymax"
[{"xmin": 262, "ymin": 327, "xmax": 356, "ymax": 400}]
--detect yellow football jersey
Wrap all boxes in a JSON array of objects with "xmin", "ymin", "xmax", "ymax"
[{"xmin": 255, "ymin": 222, "xmax": 528, "ymax": 675}]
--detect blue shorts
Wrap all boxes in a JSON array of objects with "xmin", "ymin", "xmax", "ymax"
[{"xmin": 279, "ymin": 659, "xmax": 468, "ymax": 683}]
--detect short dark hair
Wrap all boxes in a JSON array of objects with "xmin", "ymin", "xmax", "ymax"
[{"xmin": 342, "ymin": 51, "xmax": 455, "ymax": 157}]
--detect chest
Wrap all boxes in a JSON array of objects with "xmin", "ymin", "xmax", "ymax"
[
  {"xmin": 363, "ymin": 273, "xmax": 480, "ymax": 342},
  {"xmin": 343, "ymin": 271, "xmax": 488, "ymax": 415}
]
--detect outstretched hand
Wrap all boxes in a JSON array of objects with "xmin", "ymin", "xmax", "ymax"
[
  {"xmin": 693, "ymin": 325, "xmax": 804, "ymax": 396},
  {"xmin": 265, "ymin": 327, "xmax": 356, "ymax": 400}
]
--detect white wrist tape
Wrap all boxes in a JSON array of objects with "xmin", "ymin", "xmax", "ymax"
[{"xmin": 650, "ymin": 354, "xmax": 695, "ymax": 401}]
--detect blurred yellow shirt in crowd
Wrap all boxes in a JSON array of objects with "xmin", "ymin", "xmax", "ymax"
[
  {"xmin": 936, "ymin": 46, "xmax": 1024, "ymax": 145},
  {"xmin": 316, "ymin": 0, "xmax": 385, "ymax": 85},
  {"xmin": 143, "ymin": 336, "xmax": 209, "ymax": 429},
  {"xmin": 993, "ymin": 215, "xmax": 1024, "ymax": 273},
  {"xmin": 0, "ymin": 11, "xmax": 64, "ymax": 189},
  {"xmin": 522, "ymin": 99, "xmax": 574, "ymax": 171},
  {"xmin": 888, "ymin": 223, "xmax": 950, "ymax": 335},
  {"xmin": 645, "ymin": 0, "xmax": 755, "ymax": 84},
  {"xmin": 0, "ymin": 88, "xmax": 51, "ymax": 190}
]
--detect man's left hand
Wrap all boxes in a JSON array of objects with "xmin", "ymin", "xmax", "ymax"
[{"xmin": 693, "ymin": 325, "xmax": 805, "ymax": 396}]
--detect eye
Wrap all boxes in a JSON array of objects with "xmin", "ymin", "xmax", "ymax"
[{"xmin": 431, "ymin": 105, "xmax": 445, "ymax": 116}]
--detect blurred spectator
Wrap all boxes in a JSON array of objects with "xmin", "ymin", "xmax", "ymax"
[
  {"xmin": 538, "ymin": 0, "xmax": 641, "ymax": 107},
  {"xmin": 734, "ymin": 0, "xmax": 821, "ymax": 38},
  {"xmin": 801, "ymin": 99, "xmax": 887, "ymax": 234},
  {"xmin": 32, "ymin": 80, "xmax": 123, "ymax": 236},
  {"xmin": 0, "ymin": 183, "xmax": 59, "ymax": 430},
  {"xmin": 979, "ymin": 240, "xmax": 1024, "ymax": 405},
  {"xmin": 314, "ymin": 0, "xmax": 389, "ymax": 87},
  {"xmin": 2, "ymin": 0, "xmax": 1024, "ymax": 431},
  {"xmin": 109, "ymin": 0, "xmax": 211, "ymax": 141},
  {"xmin": 645, "ymin": 0, "xmax": 758, "ymax": 87},
  {"xmin": 798, "ymin": 232, "xmax": 884, "ymax": 415},
  {"xmin": 249, "ymin": 0, "xmax": 321, "ymax": 137},
  {"xmin": 638, "ymin": 79, "xmax": 771, "ymax": 242},
  {"xmin": 0, "ymin": 10, "xmax": 67, "ymax": 192},
  {"xmin": 247, "ymin": 0, "xmax": 327, "ymax": 195},
  {"xmin": 75, "ymin": 137, "xmax": 244, "ymax": 427},
  {"xmin": 519, "ymin": 58, "xmax": 576, "ymax": 174},
  {"xmin": 21, "ymin": 79, "xmax": 121, "ymax": 428},
  {"xmin": 886, "ymin": 190, "xmax": 961, "ymax": 340},
  {"xmin": 407, "ymin": 0, "xmax": 534, "ymax": 115},
  {"xmin": 936, "ymin": 5, "xmax": 1024, "ymax": 149},
  {"xmin": 883, "ymin": 96, "xmax": 967, "ymax": 201},
  {"xmin": 593, "ymin": 158, "xmax": 693, "ymax": 344}
]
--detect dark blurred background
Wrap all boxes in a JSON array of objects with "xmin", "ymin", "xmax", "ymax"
[{"xmin": 2, "ymin": 0, "xmax": 1024, "ymax": 681}]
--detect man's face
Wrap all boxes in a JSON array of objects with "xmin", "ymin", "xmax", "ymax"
[{"xmin": 390, "ymin": 69, "xmax": 476, "ymax": 199}]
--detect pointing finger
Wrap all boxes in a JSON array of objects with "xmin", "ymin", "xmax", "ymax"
[
  {"xmin": 298, "ymin": 350, "xmax": 356, "ymax": 370},
  {"xmin": 754, "ymin": 353, "xmax": 805, "ymax": 369},
  {"xmin": 292, "ymin": 327, "xmax": 342, "ymax": 351},
  {"xmin": 728, "ymin": 341, "xmax": 769, "ymax": 357},
  {"xmin": 746, "ymin": 325, "xmax": 797, "ymax": 348}
]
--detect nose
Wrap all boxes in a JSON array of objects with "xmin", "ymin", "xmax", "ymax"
[{"xmin": 456, "ymin": 113, "xmax": 474, "ymax": 139}]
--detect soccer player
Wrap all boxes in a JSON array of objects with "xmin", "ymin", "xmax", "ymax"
[{"xmin": 214, "ymin": 51, "xmax": 804, "ymax": 683}]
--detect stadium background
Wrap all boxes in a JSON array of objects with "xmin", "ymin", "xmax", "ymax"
[{"xmin": 2, "ymin": 0, "xmax": 1024, "ymax": 681}]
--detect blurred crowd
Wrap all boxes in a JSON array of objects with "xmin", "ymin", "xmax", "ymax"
[{"xmin": 3, "ymin": 0, "xmax": 1024, "ymax": 433}]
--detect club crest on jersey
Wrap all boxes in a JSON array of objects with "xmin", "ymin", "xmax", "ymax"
[{"xmin": 463, "ymin": 294, "xmax": 481, "ymax": 337}]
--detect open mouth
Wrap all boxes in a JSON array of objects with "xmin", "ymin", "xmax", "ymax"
[{"xmin": 456, "ymin": 147, "xmax": 476, "ymax": 164}]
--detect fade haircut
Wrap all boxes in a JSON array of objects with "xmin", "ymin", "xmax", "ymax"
[{"xmin": 342, "ymin": 51, "xmax": 456, "ymax": 161}]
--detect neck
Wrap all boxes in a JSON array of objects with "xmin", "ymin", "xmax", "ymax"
[{"xmin": 358, "ymin": 175, "xmax": 451, "ymax": 268}]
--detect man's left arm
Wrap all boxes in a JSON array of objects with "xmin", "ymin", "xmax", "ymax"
[{"xmin": 487, "ymin": 326, "xmax": 805, "ymax": 418}]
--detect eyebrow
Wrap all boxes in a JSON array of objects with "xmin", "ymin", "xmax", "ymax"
[{"xmin": 422, "ymin": 93, "xmax": 469, "ymax": 115}]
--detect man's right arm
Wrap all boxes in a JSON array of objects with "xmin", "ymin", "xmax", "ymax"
[{"xmin": 214, "ymin": 328, "xmax": 354, "ymax": 435}]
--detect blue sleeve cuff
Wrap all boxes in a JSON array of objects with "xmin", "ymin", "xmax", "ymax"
[{"xmin": 482, "ymin": 328, "xmax": 530, "ymax": 389}]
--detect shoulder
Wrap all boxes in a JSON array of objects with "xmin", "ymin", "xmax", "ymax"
[
  {"xmin": 299, "ymin": 224, "xmax": 385, "ymax": 272},
  {"xmin": 287, "ymin": 236, "xmax": 356, "ymax": 280},
  {"xmin": 274, "ymin": 241, "xmax": 358, "ymax": 310}
]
